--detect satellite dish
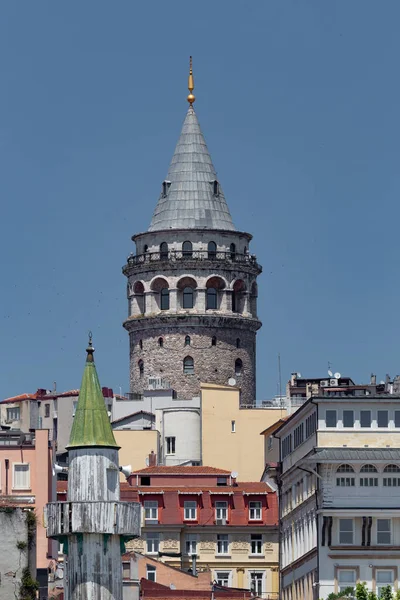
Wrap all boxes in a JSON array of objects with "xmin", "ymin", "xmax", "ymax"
[
  {"xmin": 228, "ymin": 378, "xmax": 236, "ymax": 386},
  {"xmin": 334, "ymin": 372, "xmax": 341, "ymax": 379},
  {"xmin": 231, "ymin": 471, "xmax": 238, "ymax": 479},
  {"xmin": 328, "ymin": 370, "xmax": 333, "ymax": 377},
  {"xmin": 170, "ymin": 584, "xmax": 176, "ymax": 590}
]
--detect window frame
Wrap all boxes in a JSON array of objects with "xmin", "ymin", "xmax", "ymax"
[
  {"xmin": 183, "ymin": 287, "xmax": 194, "ymax": 309},
  {"xmin": 376, "ymin": 519, "xmax": 391, "ymax": 545},
  {"xmin": 183, "ymin": 356, "xmax": 194, "ymax": 375},
  {"xmin": 185, "ymin": 533, "xmax": 198, "ymax": 556},
  {"xmin": 360, "ymin": 410, "xmax": 371, "ymax": 428},
  {"xmin": 326, "ymin": 410, "xmax": 337, "ymax": 428},
  {"xmin": 184, "ymin": 500, "xmax": 197, "ymax": 521},
  {"xmin": 377, "ymin": 410, "xmax": 389, "ymax": 428},
  {"xmin": 146, "ymin": 564, "xmax": 156, "ymax": 582},
  {"xmin": 138, "ymin": 359, "xmax": 144, "ymax": 379},
  {"xmin": 206, "ymin": 287, "xmax": 218, "ymax": 310},
  {"xmin": 249, "ymin": 501, "xmax": 262, "ymax": 521},
  {"xmin": 165, "ymin": 436, "xmax": 176, "ymax": 455},
  {"xmin": 215, "ymin": 501, "xmax": 228, "ymax": 521},
  {"xmin": 235, "ymin": 358, "xmax": 243, "ymax": 376},
  {"xmin": 144, "ymin": 500, "xmax": 158, "ymax": 522},
  {"xmin": 6, "ymin": 406, "xmax": 20, "ymax": 421},
  {"xmin": 343, "ymin": 410, "xmax": 354, "ymax": 428},
  {"xmin": 146, "ymin": 532, "xmax": 160, "ymax": 555},
  {"xmin": 182, "ymin": 241, "xmax": 193, "ymax": 258},
  {"xmin": 208, "ymin": 241, "xmax": 217, "ymax": 259},
  {"xmin": 376, "ymin": 569, "xmax": 395, "ymax": 596},
  {"xmin": 337, "ymin": 569, "xmax": 357, "ymax": 592},
  {"xmin": 159, "ymin": 242, "xmax": 168, "ymax": 260},
  {"xmin": 160, "ymin": 288, "xmax": 170, "ymax": 310},
  {"xmin": 214, "ymin": 571, "xmax": 231, "ymax": 587},
  {"xmin": 339, "ymin": 518, "xmax": 354, "ymax": 545},
  {"xmin": 395, "ymin": 410, "xmax": 400, "ymax": 428},
  {"xmin": 12, "ymin": 463, "xmax": 30, "ymax": 490},
  {"xmin": 250, "ymin": 534, "xmax": 263, "ymax": 555},
  {"xmin": 44, "ymin": 403, "xmax": 50, "ymax": 418},
  {"xmin": 216, "ymin": 533, "xmax": 229, "ymax": 555}
]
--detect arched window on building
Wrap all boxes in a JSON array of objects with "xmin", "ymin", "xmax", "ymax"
[
  {"xmin": 160, "ymin": 242, "xmax": 168, "ymax": 260},
  {"xmin": 139, "ymin": 339, "xmax": 143, "ymax": 350},
  {"xmin": 336, "ymin": 464, "xmax": 355, "ymax": 487},
  {"xmin": 236, "ymin": 338, "xmax": 241, "ymax": 349},
  {"xmin": 144, "ymin": 244, "xmax": 148, "ymax": 253},
  {"xmin": 185, "ymin": 335, "xmax": 191, "ymax": 346},
  {"xmin": 235, "ymin": 358, "xmax": 243, "ymax": 376},
  {"xmin": 383, "ymin": 464, "xmax": 400, "ymax": 487},
  {"xmin": 360, "ymin": 464, "xmax": 378, "ymax": 487},
  {"xmin": 182, "ymin": 241, "xmax": 193, "ymax": 258},
  {"xmin": 211, "ymin": 336, "xmax": 217, "ymax": 346},
  {"xmin": 160, "ymin": 288, "xmax": 170, "ymax": 310},
  {"xmin": 208, "ymin": 241, "xmax": 217, "ymax": 259},
  {"xmin": 183, "ymin": 287, "xmax": 194, "ymax": 309},
  {"xmin": 230, "ymin": 243, "xmax": 236, "ymax": 260},
  {"xmin": 138, "ymin": 360, "xmax": 144, "ymax": 379},
  {"xmin": 183, "ymin": 356, "xmax": 194, "ymax": 375},
  {"xmin": 207, "ymin": 288, "xmax": 217, "ymax": 310},
  {"xmin": 158, "ymin": 337, "xmax": 164, "ymax": 348}
]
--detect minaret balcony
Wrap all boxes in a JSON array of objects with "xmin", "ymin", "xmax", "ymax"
[
  {"xmin": 46, "ymin": 501, "xmax": 141, "ymax": 538},
  {"xmin": 123, "ymin": 250, "xmax": 261, "ymax": 275}
]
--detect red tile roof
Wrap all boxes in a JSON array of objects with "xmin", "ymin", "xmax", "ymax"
[
  {"xmin": 1, "ymin": 389, "xmax": 80, "ymax": 404},
  {"xmin": 131, "ymin": 466, "xmax": 231, "ymax": 475},
  {"xmin": 121, "ymin": 481, "xmax": 274, "ymax": 494}
]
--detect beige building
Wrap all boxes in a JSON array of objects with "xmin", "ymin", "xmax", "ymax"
[
  {"xmin": 201, "ymin": 384, "xmax": 286, "ymax": 481},
  {"xmin": 114, "ymin": 429, "xmax": 159, "ymax": 475}
]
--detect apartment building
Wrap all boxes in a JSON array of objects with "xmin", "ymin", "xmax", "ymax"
[
  {"xmin": 273, "ymin": 376, "xmax": 400, "ymax": 600},
  {"xmin": 121, "ymin": 465, "xmax": 279, "ymax": 599}
]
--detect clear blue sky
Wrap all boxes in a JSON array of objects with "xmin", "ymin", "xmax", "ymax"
[{"xmin": 1, "ymin": 1, "xmax": 399, "ymax": 400}]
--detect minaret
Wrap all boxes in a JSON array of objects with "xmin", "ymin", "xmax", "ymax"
[
  {"xmin": 123, "ymin": 59, "xmax": 262, "ymax": 405},
  {"xmin": 46, "ymin": 336, "xmax": 140, "ymax": 600}
]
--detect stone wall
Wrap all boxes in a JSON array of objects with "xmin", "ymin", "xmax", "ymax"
[
  {"xmin": 0, "ymin": 508, "xmax": 35, "ymax": 599},
  {"xmin": 129, "ymin": 318, "xmax": 257, "ymax": 405}
]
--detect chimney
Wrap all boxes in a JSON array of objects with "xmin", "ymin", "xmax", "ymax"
[
  {"xmin": 370, "ymin": 374, "xmax": 376, "ymax": 385},
  {"xmin": 148, "ymin": 451, "xmax": 157, "ymax": 467}
]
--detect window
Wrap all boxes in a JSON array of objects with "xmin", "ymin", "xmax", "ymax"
[
  {"xmin": 138, "ymin": 360, "xmax": 144, "ymax": 378},
  {"xmin": 160, "ymin": 288, "xmax": 170, "ymax": 310},
  {"xmin": 236, "ymin": 338, "xmax": 241, "ymax": 349},
  {"xmin": 326, "ymin": 410, "xmax": 337, "ymax": 427},
  {"xmin": 231, "ymin": 420, "xmax": 236, "ymax": 433},
  {"xmin": 337, "ymin": 569, "xmax": 356, "ymax": 593},
  {"xmin": 215, "ymin": 501, "xmax": 228, "ymax": 521},
  {"xmin": 230, "ymin": 243, "xmax": 236, "ymax": 260},
  {"xmin": 146, "ymin": 533, "xmax": 160, "ymax": 554},
  {"xmin": 282, "ymin": 434, "xmax": 292, "ymax": 459},
  {"xmin": 217, "ymin": 477, "xmax": 228, "ymax": 486},
  {"xmin": 383, "ymin": 464, "xmax": 400, "ymax": 487},
  {"xmin": 250, "ymin": 534, "xmax": 263, "ymax": 555},
  {"xmin": 185, "ymin": 534, "xmax": 198, "ymax": 555},
  {"xmin": 139, "ymin": 339, "xmax": 143, "ymax": 349},
  {"xmin": 182, "ymin": 241, "xmax": 193, "ymax": 258},
  {"xmin": 13, "ymin": 464, "xmax": 30, "ymax": 490},
  {"xmin": 235, "ymin": 359, "xmax": 243, "ymax": 376},
  {"xmin": 217, "ymin": 534, "xmax": 229, "ymax": 555},
  {"xmin": 306, "ymin": 412, "xmax": 317, "ymax": 438},
  {"xmin": 183, "ymin": 356, "xmax": 194, "ymax": 375},
  {"xmin": 249, "ymin": 572, "xmax": 263, "ymax": 597},
  {"xmin": 343, "ymin": 410, "xmax": 354, "ymax": 428},
  {"xmin": 213, "ymin": 180, "xmax": 219, "ymax": 196},
  {"xmin": 336, "ymin": 465, "xmax": 355, "ymax": 487},
  {"xmin": 6, "ymin": 407, "xmax": 20, "ymax": 421},
  {"xmin": 184, "ymin": 501, "xmax": 197, "ymax": 521},
  {"xmin": 360, "ymin": 464, "xmax": 378, "ymax": 487},
  {"xmin": 44, "ymin": 404, "xmax": 50, "ymax": 418},
  {"xmin": 377, "ymin": 519, "xmax": 391, "ymax": 545},
  {"xmin": 144, "ymin": 501, "xmax": 158, "ymax": 522},
  {"xmin": 339, "ymin": 519, "xmax": 353, "ymax": 544},
  {"xmin": 144, "ymin": 244, "xmax": 148, "ymax": 253},
  {"xmin": 122, "ymin": 562, "xmax": 131, "ymax": 579},
  {"xmin": 158, "ymin": 337, "xmax": 163, "ymax": 348},
  {"xmin": 360, "ymin": 410, "xmax": 371, "ymax": 428},
  {"xmin": 211, "ymin": 335, "xmax": 217, "ymax": 346},
  {"xmin": 207, "ymin": 288, "xmax": 217, "ymax": 309},
  {"xmin": 166, "ymin": 436, "xmax": 176, "ymax": 455},
  {"xmin": 249, "ymin": 501, "xmax": 262, "ymax": 520},
  {"xmin": 140, "ymin": 476, "xmax": 151, "ymax": 486},
  {"xmin": 183, "ymin": 287, "xmax": 194, "ymax": 309},
  {"xmin": 378, "ymin": 410, "xmax": 389, "ymax": 428},
  {"xmin": 208, "ymin": 241, "xmax": 217, "ymax": 259},
  {"xmin": 146, "ymin": 565, "xmax": 156, "ymax": 582},
  {"xmin": 160, "ymin": 242, "xmax": 168, "ymax": 260},
  {"xmin": 185, "ymin": 335, "xmax": 191, "ymax": 346},
  {"xmin": 215, "ymin": 572, "xmax": 231, "ymax": 587},
  {"xmin": 376, "ymin": 570, "xmax": 394, "ymax": 596},
  {"xmin": 293, "ymin": 423, "xmax": 304, "ymax": 448}
]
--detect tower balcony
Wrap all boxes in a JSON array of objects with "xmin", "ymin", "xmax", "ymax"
[{"xmin": 122, "ymin": 249, "xmax": 262, "ymax": 276}]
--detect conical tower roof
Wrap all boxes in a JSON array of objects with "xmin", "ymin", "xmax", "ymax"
[
  {"xmin": 67, "ymin": 337, "xmax": 119, "ymax": 449},
  {"xmin": 148, "ymin": 81, "xmax": 236, "ymax": 232}
]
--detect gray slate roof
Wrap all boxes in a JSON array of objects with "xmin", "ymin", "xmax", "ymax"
[
  {"xmin": 148, "ymin": 106, "xmax": 236, "ymax": 232},
  {"xmin": 305, "ymin": 448, "xmax": 400, "ymax": 462}
]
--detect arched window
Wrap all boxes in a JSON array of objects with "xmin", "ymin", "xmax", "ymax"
[
  {"xmin": 160, "ymin": 288, "xmax": 170, "ymax": 310},
  {"xmin": 185, "ymin": 335, "xmax": 191, "ymax": 346},
  {"xmin": 208, "ymin": 241, "xmax": 217, "ymax": 259},
  {"xmin": 183, "ymin": 287, "xmax": 194, "ymax": 309},
  {"xmin": 139, "ymin": 339, "xmax": 143, "ymax": 350},
  {"xmin": 144, "ymin": 244, "xmax": 148, "ymax": 253},
  {"xmin": 160, "ymin": 242, "xmax": 168, "ymax": 260},
  {"xmin": 235, "ymin": 358, "xmax": 243, "ymax": 376},
  {"xmin": 360, "ymin": 465, "xmax": 377, "ymax": 473},
  {"xmin": 182, "ymin": 241, "xmax": 193, "ymax": 258},
  {"xmin": 138, "ymin": 360, "xmax": 144, "ymax": 378},
  {"xmin": 211, "ymin": 336, "xmax": 217, "ymax": 346},
  {"xmin": 207, "ymin": 288, "xmax": 217, "ymax": 310},
  {"xmin": 384, "ymin": 465, "xmax": 400, "ymax": 473},
  {"xmin": 360, "ymin": 464, "xmax": 378, "ymax": 487},
  {"xmin": 158, "ymin": 337, "xmax": 163, "ymax": 348},
  {"xmin": 236, "ymin": 338, "xmax": 241, "ymax": 349},
  {"xmin": 383, "ymin": 464, "xmax": 400, "ymax": 487},
  {"xmin": 183, "ymin": 356, "xmax": 194, "ymax": 375},
  {"xmin": 213, "ymin": 180, "xmax": 219, "ymax": 196},
  {"xmin": 230, "ymin": 243, "xmax": 236, "ymax": 260},
  {"xmin": 336, "ymin": 464, "xmax": 355, "ymax": 487}
]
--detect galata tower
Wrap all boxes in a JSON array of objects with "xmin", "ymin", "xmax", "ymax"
[{"xmin": 123, "ymin": 59, "xmax": 262, "ymax": 406}]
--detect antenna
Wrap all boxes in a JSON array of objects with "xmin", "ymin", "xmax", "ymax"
[
  {"xmin": 328, "ymin": 370, "xmax": 333, "ymax": 377},
  {"xmin": 278, "ymin": 353, "xmax": 282, "ymax": 400}
]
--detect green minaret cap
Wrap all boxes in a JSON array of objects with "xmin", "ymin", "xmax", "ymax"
[{"xmin": 67, "ymin": 334, "xmax": 119, "ymax": 450}]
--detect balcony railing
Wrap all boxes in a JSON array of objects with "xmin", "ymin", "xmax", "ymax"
[{"xmin": 124, "ymin": 250, "xmax": 259, "ymax": 268}]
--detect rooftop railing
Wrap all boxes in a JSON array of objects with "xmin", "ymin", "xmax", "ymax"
[{"xmin": 124, "ymin": 250, "xmax": 260, "ymax": 268}]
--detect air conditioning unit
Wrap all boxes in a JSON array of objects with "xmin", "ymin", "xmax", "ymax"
[
  {"xmin": 330, "ymin": 378, "xmax": 338, "ymax": 387},
  {"xmin": 216, "ymin": 518, "xmax": 227, "ymax": 526},
  {"xmin": 320, "ymin": 380, "xmax": 329, "ymax": 387}
]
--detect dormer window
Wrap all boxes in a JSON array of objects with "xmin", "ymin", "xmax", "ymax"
[
  {"xmin": 212, "ymin": 180, "xmax": 219, "ymax": 197},
  {"xmin": 162, "ymin": 180, "xmax": 171, "ymax": 198}
]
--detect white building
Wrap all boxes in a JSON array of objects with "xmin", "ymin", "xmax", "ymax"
[{"xmin": 273, "ymin": 377, "xmax": 400, "ymax": 600}]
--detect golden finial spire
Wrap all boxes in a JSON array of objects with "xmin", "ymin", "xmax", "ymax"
[
  {"xmin": 187, "ymin": 56, "xmax": 195, "ymax": 106},
  {"xmin": 86, "ymin": 330, "xmax": 94, "ymax": 363}
]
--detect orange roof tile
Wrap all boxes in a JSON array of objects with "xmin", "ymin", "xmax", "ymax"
[
  {"xmin": 131, "ymin": 466, "xmax": 231, "ymax": 475},
  {"xmin": 121, "ymin": 481, "xmax": 274, "ymax": 494}
]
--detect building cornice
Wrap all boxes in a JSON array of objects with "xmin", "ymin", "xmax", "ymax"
[{"xmin": 123, "ymin": 313, "xmax": 262, "ymax": 333}]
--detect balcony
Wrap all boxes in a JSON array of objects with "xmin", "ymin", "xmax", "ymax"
[{"xmin": 123, "ymin": 250, "xmax": 261, "ymax": 271}]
